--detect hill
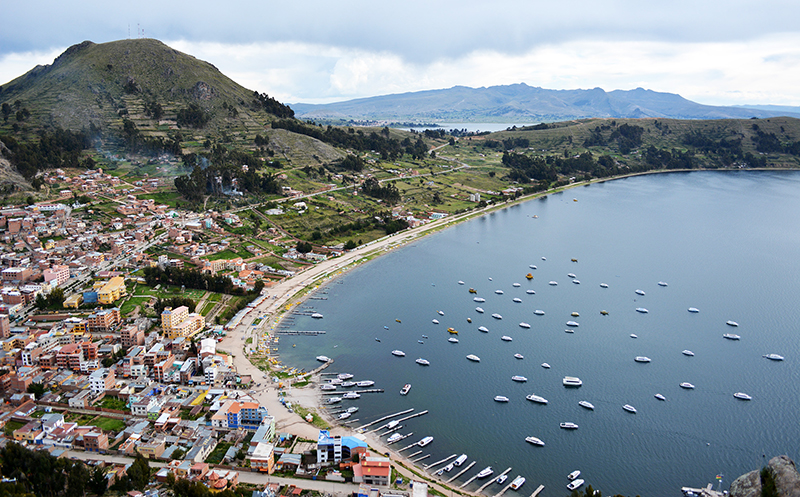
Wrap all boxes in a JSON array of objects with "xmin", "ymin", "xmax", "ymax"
[{"xmin": 292, "ymin": 83, "xmax": 800, "ymax": 123}]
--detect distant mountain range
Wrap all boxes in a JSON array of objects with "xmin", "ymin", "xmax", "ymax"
[{"xmin": 292, "ymin": 83, "xmax": 800, "ymax": 123}]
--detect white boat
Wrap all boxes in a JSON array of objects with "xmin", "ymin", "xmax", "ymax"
[
  {"xmin": 495, "ymin": 290, "xmax": 504, "ymax": 294},
  {"xmin": 568, "ymin": 273, "xmax": 576, "ymax": 278},
  {"xmin": 418, "ymin": 436, "xmax": 433, "ymax": 446},
  {"xmin": 723, "ymin": 333, "xmax": 741, "ymax": 340},
  {"xmin": 526, "ymin": 289, "xmax": 535, "ymax": 294},
  {"xmin": 415, "ymin": 358, "xmax": 430, "ymax": 366},
  {"xmin": 688, "ymin": 307, "xmax": 700, "ymax": 313},
  {"xmin": 476, "ymin": 467, "xmax": 494, "ymax": 479},
  {"xmin": 542, "ymin": 257, "xmax": 546, "ymax": 260},
  {"xmin": 476, "ymin": 307, "xmax": 485, "ymax": 313},
  {"xmin": 680, "ymin": 382, "xmax": 695, "ymax": 389},
  {"xmin": 600, "ymin": 283, "xmax": 609, "ymax": 288},
  {"xmin": 513, "ymin": 297, "xmax": 523, "ymax": 303},
  {"xmin": 501, "ymin": 336, "xmax": 513, "ymax": 341},
  {"xmin": 654, "ymin": 393, "xmax": 666, "ymax": 401},
  {"xmin": 494, "ymin": 395, "xmax": 510, "ymax": 402},
  {"xmin": 526, "ymin": 436, "xmax": 545, "ymax": 446},
  {"xmin": 560, "ymin": 422, "xmax": 579, "ymax": 430},
  {"xmin": 564, "ymin": 329, "xmax": 574, "ymax": 334},
  {"xmin": 321, "ymin": 384, "xmax": 336, "ymax": 391},
  {"xmin": 764, "ymin": 353, "xmax": 784, "ymax": 361},
  {"xmin": 474, "ymin": 297, "xmax": 486, "ymax": 302},
  {"xmin": 392, "ymin": 350, "xmax": 406, "ymax": 357},
  {"xmin": 567, "ymin": 479, "xmax": 585, "ymax": 491},
  {"xmin": 572, "ymin": 279, "xmax": 580, "ymax": 284},
  {"xmin": 635, "ymin": 356, "xmax": 651, "ymax": 363},
  {"xmin": 387, "ymin": 420, "xmax": 400, "ymax": 429},
  {"xmin": 347, "ymin": 407, "xmax": 359, "ymax": 413},
  {"xmin": 510, "ymin": 476, "xmax": 526, "ymax": 490},
  {"xmin": 726, "ymin": 320, "xmax": 739, "ymax": 327},
  {"xmin": 496, "ymin": 475, "xmax": 508, "ymax": 485},
  {"xmin": 513, "ymin": 283, "xmax": 521, "ymax": 287},
  {"xmin": 356, "ymin": 380, "xmax": 375, "ymax": 387},
  {"xmin": 541, "ymin": 363, "xmax": 551, "ymax": 369},
  {"xmin": 636, "ymin": 307, "xmax": 649, "ymax": 313},
  {"xmin": 438, "ymin": 310, "xmax": 444, "ymax": 316},
  {"xmin": 658, "ymin": 281, "xmax": 668, "ymax": 287},
  {"xmin": 467, "ymin": 354, "xmax": 481, "ymax": 362},
  {"xmin": 448, "ymin": 337, "xmax": 459, "ymax": 343},
  {"xmin": 454, "ymin": 454, "xmax": 468, "ymax": 466},
  {"xmin": 578, "ymin": 401, "xmax": 594, "ymax": 410},
  {"xmin": 326, "ymin": 397, "xmax": 342, "ymax": 404},
  {"xmin": 549, "ymin": 281, "xmax": 558, "ymax": 286},
  {"xmin": 682, "ymin": 350, "xmax": 695, "ymax": 356},
  {"xmin": 316, "ymin": 355, "xmax": 331, "ymax": 362},
  {"xmin": 432, "ymin": 319, "xmax": 439, "ymax": 324},
  {"xmin": 342, "ymin": 381, "xmax": 356, "ymax": 387},
  {"xmin": 566, "ymin": 320, "xmax": 579, "ymax": 327},
  {"xmin": 571, "ymin": 312, "xmax": 580, "ymax": 317},
  {"xmin": 478, "ymin": 326, "xmax": 489, "ymax": 332},
  {"xmin": 387, "ymin": 433, "xmax": 403, "ymax": 444},
  {"xmin": 492, "ymin": 313, "xmax": 503, "ymax": 319},
  {"xmin": 530, "ymin": 265, "xmax": 537, "ymax": 269},
  {"xmin": 330, "ymin": 378, "xmax": 343, "ymax": 385},
  {"xmin": 519, "ymin": 322, "xmax": 530, "ymax": 328},
  {"xmin": 563, "ymin": 376, "xmax": 583, "ymax": 387},
  {"xmin": 342, "ymin": 392, "xmax": 360, "ymax": 399},
  {"xmin": 526, "ymin": 394, "xmax": 548, "ymax": 404},
  {"xmin": 400, "ymin": 383, "xmax": 411, "ymax": 395},
  {"xmin": 312, "ymin": 313, "xmax": 324, "ymax": 319},
  {"xmin": 534, "ymin": 310, "xmax": 545, "ymax": 315},
  {"xmin": 338, "ymin": 373, "xmax": 354, "ymax": 380},
  {"xmin": 635, "ymin": 289, "xmax": 646, "ymax": 295},
  {"xmin": 443, "ymin": 463, "xmax": 455, "ymax": 472},
  {"xmin": 458, "ymin": 280, "xmax": 465, "ymax": 285},
  {"xmin": 733, "ymin": 392, "xmax": 752, "ymax": 401},
  {"xmin": 338, "ymin": 412, "xmax": 351, "ymax": 420},
  {"xmin": 512, "ymin": 375, "xmax": 527, "ymax": 382},
  {"xmin": 514, "ymin": 353, "xmax": 524, "ymax": 359},
  {"xmin": 630, "ymin": 334, "xmax": 638, "ymax": 339},
  {"xmin": 567, "ymin": 470, "xmax": 581, "ymax": 481},
  {"xmin": 623, "ymin": 404, "xmax": 637, "ymax": 413}
]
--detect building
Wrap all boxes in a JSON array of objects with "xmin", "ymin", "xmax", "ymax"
[
  {"xmin": 97, "ymin": 276, "xmax": 126, "ymax": 304},
  {"xmin": 355, "ymin": 455, "xmax": 391, "ymax": 486},
  {"xmin": 317, "ymin": 430, "xmax": 368, "ymax": 464},
  {"xmin": 161, "ymin": 306, "xmax": 204, "ymax": 339},
  {"xmin": 87, "ymin": 308, "xmax": 121, "ymax": 332},
  {"xmin": 63, "ymin": 293, "xmax": 83, "ymax": 309},
  {"xmin": 0, "ymin": 314, "xmax": 9, "ymax": 338},
  {"xmin": 121, "ymin": 325, "xmax": 144, "ymax": 348},
  {"xmin": 56, "ymin": 343, "xmax": 83, "ymax": 371},
  {"xmin": 84, "ymin": 430, "xmax": 109, "ymax": 452},
  {"xmin": 43, "ymin": 265, "xmax": 70, "ymax": 287},
  {"xmin": 226, "ymin": 401, "xmax": 268, "ymax": 429},
  {"xmin": 88, "ymin": 367, "xmax": 115, "ymax": 395}
]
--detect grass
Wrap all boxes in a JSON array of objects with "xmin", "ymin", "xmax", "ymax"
[
  {"xmin": 92, "ymin": 417, "xmax": 126, "ymax": 433},
  {"xmin": 4, "ymin": 420, "xmax": 25, "ymax": 436},
  {"xmin": 205, "ymin": 442, "xmax": 232, "ymax": 465},
  {"xmin": 199, "ymin": 301, "xmax": 216, "ymax": 316},
  {"xmin": 291, "ymin": 406, "xmax": 329, "ymax": 429},
  {"xmin": 98, "ymin": 397, "xmax": 128, "ymax": 410}
]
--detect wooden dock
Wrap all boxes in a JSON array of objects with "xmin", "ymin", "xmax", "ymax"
[
  {"xmin": 530, "ymin": 484, "xmax": 545, "ymax": 497},
  {"xmin": 424, "ymin": 453, "xmax": 457, "ymax": 470},
  {"xmin": 447, "ymin": 461, "xmax": 475, "ymax": 483},
  {"xmin": 407, "ymin": 450, "xmax": 422, "ymax": 458},
  {"xmin": 276, "ymin": 330, "xmax": 327, "ymax": 335},
  {"xmin": 412, "ymin": 454, "xmax": 431, "ymax": 463},
  {"xmin": 361, "ymin": 408, "xmax": 414, "ymax": 429},
  {"xmin": 321, "ymin": 389, "xmax": 384, "ymax": 395},
  {"xmin": 476, "ymin": 468, "xmax": 512, "ymax": 493},
  {"xmin": 492, "ymin": 475, "xmax": 521, "ymax": 497}
]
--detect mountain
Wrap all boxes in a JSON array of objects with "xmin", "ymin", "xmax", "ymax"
[{"xmin": 292, "ymin": 83, "xmax": 800, "ymax": 122}]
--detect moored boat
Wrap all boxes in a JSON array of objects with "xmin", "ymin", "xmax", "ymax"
[
  {"xmin": 563, "ymin": 376, "xmax": 583, "ymax": 387},
  {"xmin": 387, "ymin": 433, "xmax": 403, "ymax": 444},
  {"xmin": 356, "ymin": 380, "xmax": 375, "ymax": 387},
  {"xmin": 567, "ymin": 470, "xmax": 581, "ymax": 481},
  {"xmin": 342, "ymin": 392, "xmax": 360, "ymax": 399},
  {"xmin": 733, "ymin": 392, "xmax": 752, "ymax": 401},
  {"xmin": 600, "ymin": 283, "xmax": 609, "ymax": 288},
  {"xmin": 326, "ymin": 397, "xmax": 342, "ymax": 404},
  {"xmin": 519, "ymin": 322, "xmax": 530, "ymax": 328},
  {"xmin": 568, "ymin": 273, "xmax": 576, "ymax": 278},
  {"xmin": 512, "ymin": 375, "xmax": 527, "ymax": 382},
  {"xmin": 658, "ymin": 281, "xmax": 668, "ymax": 287},
  {"xmin": 530, "ymin": 265, "xmax": 537, "ymax": 269},
  {"xmin": 636, "ymin": 307, "xmax": 649, "ymax": 313},
  {"xmin": 476, "ymin": 307, "xmax": 485, "ymax": 313},
  {"xmin": 726, "ymin": 320, "xmax": 739, "ymax": 327},
  {"xmin": 526, "ymin": 436, "xmax": 545, "ymax": 446},
  {"xmin": 630, "ymin": 334, "xmax": 638, "ymax": 338},
  {"xmin": 572, "ymin": 279, "xmax": 580, "ymax": 284},
  {"xmin": 513, "ymin": 297, "xmax": 523, "ymax": 303},
  {"xmin": 454, "ymin": 454, "xmax": 468, "ymax": 466},
  {"xmin": 654, "ymin": 393, "xmax": 666, "ymax": 401},
  {"xmin": 448, "ymin": 337, "xmax": 459, "ymax": 343},
  {"xmin": 347, "ymin": 407, "xmax": 359, "ymax": 413},
  {"xmin": 635, "ymin": 356, "xmax": 651, "ymax": 363},
  {"xmin": 688, "ymin": 307, "xmax": 700, "ymax": 313},
  {"xmin": 560, "ymin": 422, "xmax": 579, "ymax": 430},
  {"xmin": 312, "ymin": 313, "xmax": 324, "ymax": 319},
  {"xmin": 534, "ymin": 310, "xmax": 545, "ymax": 315},
  {"xmin": 495, "ymin": 290, "xmax": 504, "ymax": 294},
  {"xmin": 571, "ymin": 312, "xmax": 580, "ymax": 317},
  {"xmin": 682, "ymin": 350, "xmax": 695, "ymax": 356},
  {"xmin": 513, "ymin": 282, "xmax": 521, "ymax": 287},
  {"xmin": 338, "ymin": 412, "xmax": 351, "ymax": 420},
  {"xmin": 567, "ymin": 479, "xmax": 585, "ymax": 491},
  {"xmin": 723, "ymin": 333, "xmax": 741, "ymax": 340},
  {"xmin": 448, "ymin": 328, "xmax": 458, "ymax": 334},
  {"xmin": 635, "ymin": 289, "xmax": 645, "ymax": 295},
  {"xmin": 623, "ymin": 404, "xmax": 637, "ymax": 413},
  {"xmin": 476, "ymin": 467, "xmax": 494, "ymax": 479},
  {"xmin": 566, "ymin": 320, "xmax": 579, "ymax": 327},
  {"xmin": 400, "ymin": 383, "xmax": 411, "ymax": 395},
  {"xmin": 478, "ymin": 326, "xmax": 489, "ymax": 332},
  {"xmin": 501, "ymin": 336, "xmax": 513, "ymax": 341},
  {"xmin": 601, "ymin": 310, "xmax": 609, "ymax": 315},
  {"xmin": 764, "ymin": 353, "xmax": 784, "ymax": 361},
  {"xmin": 510, "ymin": 476, "xmax": 526, "ymax": 490},
  {"xmin": 467, "ymin": 354, "xmax": 481, "ymax": 362},
  {"xmin": 418, "ymin": 436, "xmax": 433, "ymax": 446},
  {"xmin": 438, "ymin": 310, "xmax": 444, "ymax": 316},
  {"xmin": 496, "ymin": 475, "xmax": 507, "ymax": 485},
  {"xmin": 342, "ymin": 381, "xmax": 356, "ymax": 387},
  {"xmin": 494, "ymin": 395, "xmax": 509, "ymax": 402},
  {"xmin": 432, "ymin": 319, "xmax": 439, "ymax": 324},
  {"xmin": 415, "ymin": 358, "xmax": 430, "ymax": 366},
  {"xmin": 578, "ymin": 400, "xmax": 594, "ymax": 410},
  {"xmin": 469, "ymin": 288, "xmax": 477, "ymax": 294},
  {"xmin": 474, "ymin": 297, "xmax": 486, "ymax": 302},
  {"xmin": 392, "ymin": 350, "xmax": 406, "ymax": 357},
  {"xmin": 514, "ymin": 353, "xmax": 524, "ymax": 359},
  {"xmin": 549, "ymin": 281, "xmax": 558, "ymax": 285},
  {"xmin": 321, "ymin": 384, "xmax": 336, "ymax": 391},
  {"xmin": 541, "ymin": 363, "xmax": 550, "ymax": 369},
  {"xmin": 316, "ymin": 355, "xmax": 331, "ymax": 362},
  {"xmin": 526, "ymin": 273, "xmax": 533, "ymax": 280},
  {"xmin": 492, "ymin": 313, "xmax": 503, "ymax": 319},
  {"xmin": 526, "ymin": 394, "xmax": 548, "ymax": 404},
  {"xmin": 526, "ymin": 289, "xmax": 535, "ymax": 294},
  {"xmin": 458, "ymin": 280, "xmax": 465, "ymax": 285},
  {"xmin": 680, "ymin": 382, "xmax": 695, "ymax": 389}
]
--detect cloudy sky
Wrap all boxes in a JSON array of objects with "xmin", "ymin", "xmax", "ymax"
[{"xmin": 2, "ymin": 0, "xmax": 800, "ymax": 106}]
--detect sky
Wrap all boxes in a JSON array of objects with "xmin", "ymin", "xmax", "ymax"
[{"xmin": 2, "ymin": 1, "xmax": 800, "ymax": 107}]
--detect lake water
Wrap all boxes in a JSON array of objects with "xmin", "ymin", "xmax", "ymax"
[
  {"xmin": 399, "ymin": 122, "xmax": 538, "ymax": 133},
  {"xmin": 277, "ymin": 170, "xmax": 800, "ymax": 497}
]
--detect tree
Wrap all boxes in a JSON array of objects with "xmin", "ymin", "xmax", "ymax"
[
  {"xmin": 65, "ymin": 462, "xmax": 88, "ymax": 497},
  {"xmin": 296, "ymin": 241, "xmax": 312, "ymax": 254},
  {"xmin": 126, "ymin": 455, "xmax": 151, "ymax": 491},
  {"xmin": 344, "ymin": 240, "xmax": 357, "ymax": 250},
  {"xmin": 26, "ymin": 382, "xmax": 45, "ymax": 398},
  {"xmin": 1, "ymin": 103, "xmax": 10, "ymax": 122},
  {"xmin": 164, "ymin": 471, "xmax": 176, "ymax": 489}
]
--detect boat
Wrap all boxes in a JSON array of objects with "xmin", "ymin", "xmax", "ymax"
[
  {"xmin": 495, "ymin": 290, "xmax": 504, "ymax": 295},
  {"xmin": 418, "ymin": 340, "xmax": 424, "ymax": 344},
  {"xmin": 494, "ymin": 395, "xmax": 510, "ymax": 402},
  {"xmin": 578, "ymin": 401, "xmax": 595, "ymax": 410},
  {"xmin": 623, "ymin": 404, "xmax": 637, "ymax": 413},
  {"xmin": 734, "ymin": 392, "xmax": 752, "ymax": 401},
  {"xmin": 478, "ymin": 326, "xmax": 489, "ymax": 332},
  {"xmin": 342, "ymin": 392, "xmax": 360, "ymax": 399},
  {"xmin": 418, "ymin": 436, "xmax": 433, "ymax": 446},
  {"xmin": 496, "ymin": 475, "xmax": 507, "ymax": 485},
  {"xmin": 566, "ymin": 320, "xmax": 579, "ymax": 327},
  {"xmin": 630, "ymin": 334, "xmax": 638, "ymax": 338},
  {"xmin": 338, "ymin": 412, "xmax": 351, "ymax": 420},
  {"xmin": 573, "ymin": 279, "xmax": 580, "ymax": 284},
  {"xmin": 422, "ymin": 335, "xmax": 428, "ymax": 339},
  {"xmin": 448, "ymin": 337, "xmax": 459, "ymax": 343},
  {"xmin": 312, "ymin": 313, "xmax": 324, "ymax": 319},
  {"xmin": 396, "ymin": 319, "xmax": 401, "ymax": 323},
  {"xmin": 635, "ymin": 289, "xmax": 646, "ymax": 295},
  {"xmin": 726, "ymin": 320, "xmax": 739, "ymax": 327},
  {"xmin": 526, "ymin": 394, "xmax": 548, "ymax": 404},
  {"xmin": 560, "ymin": 422, "xmax": 579, "ymax": 430},
  {"xmin": 474, "ymin": 297, "xmax": 486, "ymax": 302},
  {"xmin": 384, "ymin": 326, "xmax": 389, "ymax": 329},
  {"xmin": 764, "ymin": 353, "xmax": 784, "ymax": 361},
  {"xmin": 467, "ymin": 354, "xmax": 481, "ymax": 362},
  {"xmin": 530, "ymin": 265, "xmax": 537, "ymax": 269},
  {"xmin": 329, "ymin": 378, "xmax": 343, "ymax": 385},
  {"xmin": 564, "ymin": 329, "xmax": 574, "ymax": 334},
  {"xmin": 469, "ymin": 288, "xmax": 477, "ymax": 294},
  {"xmin": 501, "ymin": 336, "xmax": 513, "ymax": 341},
  {"xmin": 513, "ymin": 283, "xmax": 521, "ymax": 287},
  {"xmin": 387, "ymin": 433, "xmax": 403, "ymax": 444},
  {"xmin": 541, "ymin": 363, "xmax": 551, "ymax": 369},
  {"xmin": 476, "ymin": 467, "xmax": 494, "ymax": 479},
  {"xmin": 510, "ymin": 476, "xmax": 526, "ymax": 490},
  {"xmin": 454, "ymin": 454, "xmax": 468, "ymax": 466},
  {"xmin": 458, "ymin": 281, "xmax": 465, "ymax": 285},
  {"xmin": 680, "ymin": 382, "xmax": 695, "ymax": 389},
  {"xmin": 512, "ymin": 375, "xmax": 527, "ymax": 382},
  {"xmin": 534, "ymin": 310, "xmax": 545, "ymax": 315},
  {"xmin": 601, "ymin": 310, "xmax": 609, "ymax": 315},
  {"xmin": 492, "ymin": 313, "xmax": 503, "ymax": 319},
  {"xmin": 321, "ymin": 384, "xmax": 337, "ymax": 391},
  {"xmin": 347, "ymin": 407, "xmax": 359, "ymax": 413},
  {"xmin": 376, "ymin": 337, "xmax": 383, "ymax": 341},
  {"xmin": 519, "ymin": 322, "xmax": 530, "ymax": 328},
  {"xmin": 443, "ymin": 463, "xmax": 455, "ymax": 472},
  {"xmin": 415, "ymin": 358, "xmax": 430, "ymax": 366},
  {"xmin": 571, "ymin": 312, "xmax": 580, "ymax": 317},
  {"xmin": 526, "ymin": 273, "xmax": 533, "ymax": 280},
  {"xmin": 568, "ymin": 470, "xmax": 581, "ymax": 481},
  {"xmin": 542, "ymin": 256, "xmax": 547, "ymax": 260},
  {"xmin": 567, "ymin": 479, "xmax": 585, "ymax": 491},
  {"xmin": 688, "ymin": 307, "xmax": 700, "ymax": 313},
  {"xmin": 387, "ymin": 420, "xmax": 400, "ymax": 429},
  {"xmin": 438, "ymin": 310, "xmax": 444, "ymax": 316},
  {"xmin": 392, "ymin": 350, "xmax": 406, "ymax": 357},
  {"xmin": 356, "ymin": 380, "xmax": 374, "ymax": 387},
  {"xmin": 549, "ymin": 281, "xmax": 558, "ymax": 286},
  {"xmin": 342, "ymin": 381, "xmax": 356, "ymax": 387},
  {"xmin": 654, "ymin": 393, "xmax": 666, "ymax": 401},
  {"xmin": 563, "ymin": 376, "xmax": 583, "ymax": 387},
  {"xmin": 526, "ymin": 436, "xmax": 545, "ymax": 446},
  {"xmin": 476, "ymin": 307, "xmax": 485, "ymax": 313},
  {"xmin": 526, "ymin": 289, "xmax": 535, "ymax": 294},
  {"xmin": 514, "ymin": 353, "xmax": 524, "ymax": 359},
  {"xmin": 636, "ymin": 307, "xmax": 649, "ymax": 313},
  {"xmin": 513, "ymin": 298, "xmax": 523, "ymax": 303},
  {"xmin": 326, "ymin": 397, "xmax": 342, "ymax": 404},
  {"xmin": 448, "ymin": 328, "xmax": 458, "ymax": 334},
  {"xmin": 723, "ymin": 333, "xmax": 741, "ymax": 340},
  {"xmin": 658, "ymin": 281, "xmax": 668, "ymax": 287},
  {"xmin": 568, "ymin": 273, "xmax": 576, "ymax": 278},
  {"xmin": 635, "ymin": 356, "xmax": 651, "ymax": 363},
  {"xmin": 467, "ymin": 318, "xmax": 472, "ymax": 323},
  {"xmin": 316, "ymin": 355, "xmax": 331, "ymax": 362},
  {"xmin": 600, "ymin": 283, "xmax": 609, "ymax": 288}
]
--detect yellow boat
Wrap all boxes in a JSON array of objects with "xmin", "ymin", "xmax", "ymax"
[
  {"xmin": 571, "ymin": 312, "xmax": 580, "ymax": 317},
  {"xmin": 448, "ymin": 328, "xmax": 458, "ymax": 334},
  {"xmin": 469, "ymin": 288, "xmax": 477, "ymax": 294},
  {"xmin": 396, "ymin": 319, "xmax": 401, "ymax": 323},
  {"xmin": 571, "ymin": 258, "xmax": 578, "ymax": 262},
  {"xmin": 467, "ymin": 318, "xmax": 472, "ymax": 323},
  {"xmin": 526, "ymin": 273, "xmax": 533, "ymax": 280},
  {"xmin": 600, "ymin": 310, "xmax": 609, "ymax": 315}
]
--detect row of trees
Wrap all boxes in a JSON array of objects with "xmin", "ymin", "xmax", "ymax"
[
  {"xmin": 361, "ymin": 177, "xmax": 401, "ymax": 203},
  {"xmin": 251, "ymin": 91, "xmax": 294, "ymax": 118},
  {"xmin": 121, "ymin": 118, "xmax": 182, "ymax": 155},
  {"xmin": 272, "ymin": 120, "xmax": 405, "ymax": 160},
  {"xmin": 154, "ymin": 296, "xmax": 197, "ymax": 315},
  {"xmin": 143, "ymin": 266, "xmax": 259, "ymax": 295},
  {"xmin": 0, "ymin": 127, "xmax": 92, "ymax": 179}
]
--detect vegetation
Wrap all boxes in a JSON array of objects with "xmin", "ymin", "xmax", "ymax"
[
  {"xmin": 154, "ymin": 296, "xmax": 197, "ymax": 314},
  {"xmin": 0, "ymin": 128, "xmax": 91, "ymax": 179},
  {"xmin": 0, "ymin": 442, "xmax": 97, "ymax": 496},
  {"xmin": 760, "ymin": 466, "xmax": 778, "ymax": 497}
]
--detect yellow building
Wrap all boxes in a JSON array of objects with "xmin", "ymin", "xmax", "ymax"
[
  {"xmin": 63, "ymin": 293, "xmax": 83, "ymax": 309},
  {"xmin": 162, "ymin": 305, "xmax": 205, "ymax": 339},
  {"xmin": 97, "ymin": 276, "xmax": 127, "ymax": 304}
]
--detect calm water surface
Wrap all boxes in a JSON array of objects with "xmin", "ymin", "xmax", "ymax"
[{"xmin": 278, "ymin": 171, "xmax": 800, "ymax": 497}]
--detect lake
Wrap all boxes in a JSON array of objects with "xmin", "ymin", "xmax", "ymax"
[{"xmin": 277, "ymin": 170, "xmax": 800, "ymax": 497}]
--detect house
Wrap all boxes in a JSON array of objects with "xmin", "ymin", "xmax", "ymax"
[
  {"xmin": 249, "ymin": 442, "xmax": 274, "ymax": 473},
  {"xmin": 353, "ymin": 455, "xmax": 391, "ymax": 486}
]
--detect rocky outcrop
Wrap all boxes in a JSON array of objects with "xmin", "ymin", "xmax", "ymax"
[{"xmin": 730, "ymin": 456, "xmax": 800, "ymax": 497}]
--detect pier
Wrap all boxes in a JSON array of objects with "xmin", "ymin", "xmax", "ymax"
[
  {"xmin": 321, "ymin": 389, "xmax": 384, "ymax": 395},
  {"xmin": 476, "ymin": 468, "xmax": 511, "ymax": 493},
  {"xmin": 530, "ymin": 484, "xmax": 545, "ymax": 497},
  {"xmin": 412, "ymin": 454, "xmax": 431, "ymax": 463},
  {"xmin": 386, "ymin": 432, "xmax": 413, "ymax": 445},
  {"xmin": 491, "ymin": 474, "xmax": 521, "ymax": 497},
  {"xmin": 407, "ymin": 450, "xmax": 422, "ymax": 458},
  {"xmin": 425, "ymin": 453, "xmax": 457, "ymax": 470},
  {"xmin": 361, "ymin": 408, "xmax": 415, "ymax": 429},
  {"xmin": 276, "ymin": 330, "xmax": 326, "ymax": 335},
  {"xmin": 447, "ymin": 461, "xmax": 475, "ymax": 483}
]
